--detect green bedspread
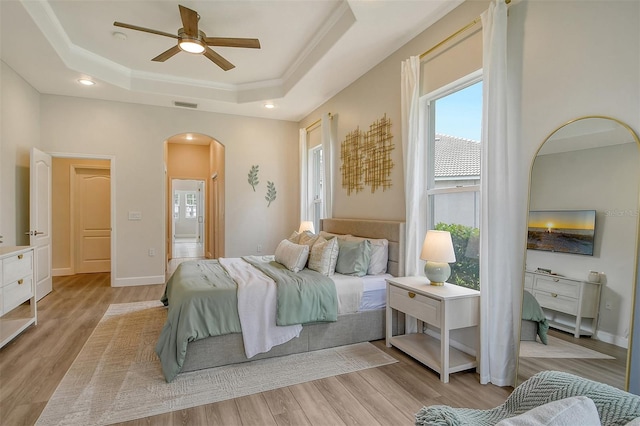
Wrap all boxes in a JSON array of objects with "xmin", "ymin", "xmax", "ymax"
[
  {"xmin": 243, "ymin": 256, "xmax": 338, "ymax": 326},
  {"xmin": 155, "ymin": 258, "xmax": 338, "ymax": 382},
  {"xmin": 156, "ymin": 260, "xmax": 241, "ymax": 382},
  {"xmin": 522, "ymin": 290, "xmax": 549, "ymax": 344}
]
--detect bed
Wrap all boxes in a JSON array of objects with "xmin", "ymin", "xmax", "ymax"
[
  {"xmin": 521, "ymin": 290, "xmax": 549, "ymax": 344},
  {"xmin": 156, "ymin": 218, "xmax": 405, "ymax": 382}
]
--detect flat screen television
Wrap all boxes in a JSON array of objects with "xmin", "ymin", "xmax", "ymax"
[{"xmin": 527, "ymin": 210, "xmax": 596, "ymax": 256}]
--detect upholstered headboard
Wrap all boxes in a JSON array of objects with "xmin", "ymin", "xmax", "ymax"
[{"xmin": 320, "ymin": 218, "xmax": 405, "ymax": 277}]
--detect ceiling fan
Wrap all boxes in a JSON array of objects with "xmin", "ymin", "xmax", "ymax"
[{"xmin": 113, "ymin": 4, "xmax": 260, "ymax": 71}]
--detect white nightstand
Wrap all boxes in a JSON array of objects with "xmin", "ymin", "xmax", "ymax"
[{"xmin": 386, "ymin": 276, "xmax": 480, "ymax": 383}]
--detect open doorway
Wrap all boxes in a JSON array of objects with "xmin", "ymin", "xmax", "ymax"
[
  {"xmin": 171, "ymin": 179, "xmax": 205, "ymax": 258},
  {"xmin": 164, "ymin": 133, "xmax": 225, "ymax": 275}
]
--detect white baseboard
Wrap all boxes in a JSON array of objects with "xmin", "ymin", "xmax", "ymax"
[
  {"xmin": 595, "ymin": 330, "xmax": 628, "ymax": 349},
  {"xmin": 113, "ymin": 275, "xmax": 165, "ymax": 287},
  {"xmin": 52, "ymin": 267, "xmax": 73, "ymax": 277}
]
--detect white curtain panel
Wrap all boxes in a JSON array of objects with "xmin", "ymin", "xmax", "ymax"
[
  {"xmin": 479, "ymin": 0, "xmax": 525, "ymax": 386},
  {"xmin": 401, "ymin": 56, "xmax": 427, "ymax": 277},
  {"xmin": 299, "ymin": 128, "xmax": 308, "ymax": 223},
  {"xmin": 321, "ymin": 112, "xmax": 334, "ymax": 219}
]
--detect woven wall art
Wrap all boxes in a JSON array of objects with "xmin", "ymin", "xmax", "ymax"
[{"xmin": 340, "ymin": 114, "xmax": 394, "ymax": 195}]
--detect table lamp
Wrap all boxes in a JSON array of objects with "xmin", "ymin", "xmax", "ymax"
[
  {"xmin": 420, "ymin": 230, "xmax": 456, "ymax": 286},
  {"xmin": 298, "ymin": 221, "xmax": 315, "ymax": 234}
]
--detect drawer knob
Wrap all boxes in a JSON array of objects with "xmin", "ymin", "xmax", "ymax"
[
  {"xmin": 551, "ymin": 293, "xmax": 558, "ymax": 298},
  {"xmin": 18, "ymin": 254, "xmax": 23, "ymax": 259},
  {"xmin": 18, "ymin": 279, "xmax": 24, "ymax": 285},
  {"xmin": 408, "ymin": 292, "xmax": 416, "ymax": 298}
]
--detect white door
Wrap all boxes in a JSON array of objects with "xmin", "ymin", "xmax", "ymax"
[
  {"xmin": 29, "ymin": 148, "xmax": 52, "ymax": 300},
  {"xmin": 74, "ymin": 168, "xmax": 111, "ymax": 273}
]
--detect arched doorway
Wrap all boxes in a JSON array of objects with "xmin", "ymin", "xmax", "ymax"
[{"xmin": 164, "ymin": 133, "xmax": 225, "ymax": 273}]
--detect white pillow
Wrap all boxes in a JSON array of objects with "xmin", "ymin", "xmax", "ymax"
[
  {"xmin": 297, "ymin": 231, "xmax": 319, "ymax": 250},
  {"xmin": 495, "ymin": 396, "xmax": 600, "ymax": 426},
  {"xmin": 274, "ymin": 239, "xmax": 309, "ymax": 272},
  {"xmin": 319, "ymin": 231, "xmax": 351, "ymax": 241},
  {"xmin": 345, "ymin": 235, "xmax": 389, "ymax": 275},
  {"xmin": 308, "ymin": 236, "xmax": 339, "ymax": 276}
]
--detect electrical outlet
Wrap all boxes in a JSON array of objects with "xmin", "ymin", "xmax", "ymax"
[
  {"xmin": 257, "ymin": 244, "xmax": 263, "ymax": 253},
  {"xmin": 148, "ymin": 248, "xmax": 155, "ymax": 257},
  {"xmin": 605, "ymin": 300, "xmax": 613, "ymax": 310}
]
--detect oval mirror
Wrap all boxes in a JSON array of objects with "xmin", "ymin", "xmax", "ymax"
[{"xmin": 517, "ymin": 116, "xmax": 640, "ymax": 390}]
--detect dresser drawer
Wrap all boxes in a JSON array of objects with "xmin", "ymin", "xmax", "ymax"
[
  {"xmin": 389, "ymin": 285, "xmax": 440, "ymax": 326},
  {"xmin": 3, "ymin": 276, "xmax": 33, "ymax": 313},
  {"xmin": 2, "ymin": 251, "xmax": 34, "ymax": 286},
  {"xmin": 534, "ymin": 276, "xmax": 579, "ymax": 299},
  {"xmin": 534, "ymin": 290, "xmax": 578, "ymax": 315}
]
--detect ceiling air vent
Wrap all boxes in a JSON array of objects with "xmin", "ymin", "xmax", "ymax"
[{"xmin": 174, "ymin": 101, "xmax": 198, "ymax": 109}]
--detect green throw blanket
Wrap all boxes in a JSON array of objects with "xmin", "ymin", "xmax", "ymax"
[
  {"xmin": 415, "ymin": 371, "xmax": 640, "ymax": 426},
  {"xmin": 156, "ymin": 260, "xmax": 241, "ymax": 382},
  {"xmin": 242, "ymin": 256, "xmax": 338, "ymax": 326},
  {"xmin": 521, "ymin": 290, "xmax": 549, "ymax": 344}
]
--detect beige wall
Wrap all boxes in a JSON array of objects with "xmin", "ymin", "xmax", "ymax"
[
  {"xmin": 51, "ymin": 157, "xmax": 110, "ymax": 274},
  {"xmin": 1, "ymin": 61, "xmax": 40, "ymax": 247},
  {"xmin": 299, "ymin": 1, "xmax": 490, "ymax": 221}
]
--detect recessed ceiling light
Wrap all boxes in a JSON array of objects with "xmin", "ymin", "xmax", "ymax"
[
  {"xmin": 264, "ymin": 103, "xmax": 275, "ymax": 109},
  {"xmin": 77, "ymin": 78, "xmax": 95, "ymax": 86},
  {"xmin": 186, "ymin": 134, "xmax": 193, "ymax": 140},
  {"xmin": 112, "ymin": 31, "xmax": 127, "ymax": 41}
]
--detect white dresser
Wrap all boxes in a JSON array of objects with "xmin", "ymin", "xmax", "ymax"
[
  {"xmin": 524, "ymin": 270, "xmax": 601, "ymax": 338},
  {"xmin": 0, "ymin": 246, "xmax": 37, "ymax": 348}
]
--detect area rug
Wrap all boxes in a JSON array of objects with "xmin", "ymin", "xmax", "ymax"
[
  {"xmin": 36, "ymin": 301, "xmax": 397, "ymax": 426},
  {"xmin": 519, "ymin": 335, "xmax": 615, "ymax": 359}
]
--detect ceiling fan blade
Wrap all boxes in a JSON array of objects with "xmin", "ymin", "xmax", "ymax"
[
  {"xmin": 203, "ymin": 46, "xmax": 235, "ymax": 71},
  {"xmin": 114, "ymin": 22, "xmax": 178, "ymax": 39},
  {"xmin": 204, "ymin": 37, "xmax": 261, "ymax": 49},
  {"xmin": 152, "ymin": 45, "xmax": 182, "ymax": 62},
  {"xmin": 179, "ymin": 5, "xmax": 199, "ymax": 37}
]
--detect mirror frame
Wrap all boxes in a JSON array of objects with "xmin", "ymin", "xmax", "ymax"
[{"xmin": 517, "ymin": 115, "xmax": 640, "ymax": 391}]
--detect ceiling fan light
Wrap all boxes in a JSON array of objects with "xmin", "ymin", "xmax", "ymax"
[{"xmin": 179, "ymin": 40, "xmax": 205, "ymax": 54}]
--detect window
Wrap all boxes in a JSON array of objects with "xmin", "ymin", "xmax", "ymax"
[
  {"xmin": 426, "ymin": 74, "xmax": 482, "ymax": 289},
  {"xmin": 185, "ymin": 192, "xmax": 197, "ymax": 218},
  {"xmin": 174, "ymin": 193, "xmax": 180, "ymax": 219},
  {"xmin": 309, "ymin": 145, "xmax": 323, "ymax": 233}
]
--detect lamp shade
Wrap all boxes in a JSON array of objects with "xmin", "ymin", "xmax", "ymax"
[
  {"xmin": 420, "ymin": 230, "xmax": 456, "ymax": 263},
  {"xmin": 420, "ymin": 230, "xmax": 456, "ymax": 285},
  {"xmin": 298, "ymin": 221, "xmax": 315, "ymax": 234}
]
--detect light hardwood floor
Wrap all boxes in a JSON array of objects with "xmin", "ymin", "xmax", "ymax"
[
  {"xmin": 517, "ymin": 328, "xmax": 628, "ymax": 390},
  {"xmin": 0, "ymin": 273, "xmax": 512, "ymax": 425}
]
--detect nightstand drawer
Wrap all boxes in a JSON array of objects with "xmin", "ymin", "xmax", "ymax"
[
  {"xmin": 534, "ymin": 276, "xmax": 578, "ymax": 298},
  {"xmin": 389, "ymin": 285, "xmax": 440, "ymax": 326},
  {"xmin": 534, "ymin": 290, "xmax": 578, "ymax": 315}
]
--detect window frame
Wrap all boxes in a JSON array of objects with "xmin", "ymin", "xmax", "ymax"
[{"xmin": 424, "ymin": 70, "xmax": 482, "ymax": 231}]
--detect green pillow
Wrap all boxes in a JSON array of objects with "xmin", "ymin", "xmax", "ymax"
[{"xmin": 335, "ymin": 239, "xmax": 371, "ymax": 276}]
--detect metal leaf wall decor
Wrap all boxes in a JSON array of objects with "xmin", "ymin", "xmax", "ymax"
[
  {"xmin": 340, "ymin": 114, "xmax": 394, "ymax": 195},
  {"xmin": 265, "ymin": 181, "xmax": 277, "ymax": 207},
  {"xmin": 247, "ymin": 165, "xmax": 259, "ymax": 191}
]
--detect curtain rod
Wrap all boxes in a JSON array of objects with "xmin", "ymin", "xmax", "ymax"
[
  {"xmin": 305, "ymin": 113, "xmax": 332, "ymax": 131},
  {"xmin": 419, "ymin": 0, "xmax": 510, "ymax": 60}
]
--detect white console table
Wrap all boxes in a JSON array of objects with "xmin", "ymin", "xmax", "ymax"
[
  {"xmin": 0, "ymin": 246, "xmax": 37, "ymax": 348},
  {"xmin": 525, "ymin": 270, "xmax": 601, "ymax": 338},
  {"xmin": 386, "ymin": 276, "xmax": 480, "ymax": 383}
]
